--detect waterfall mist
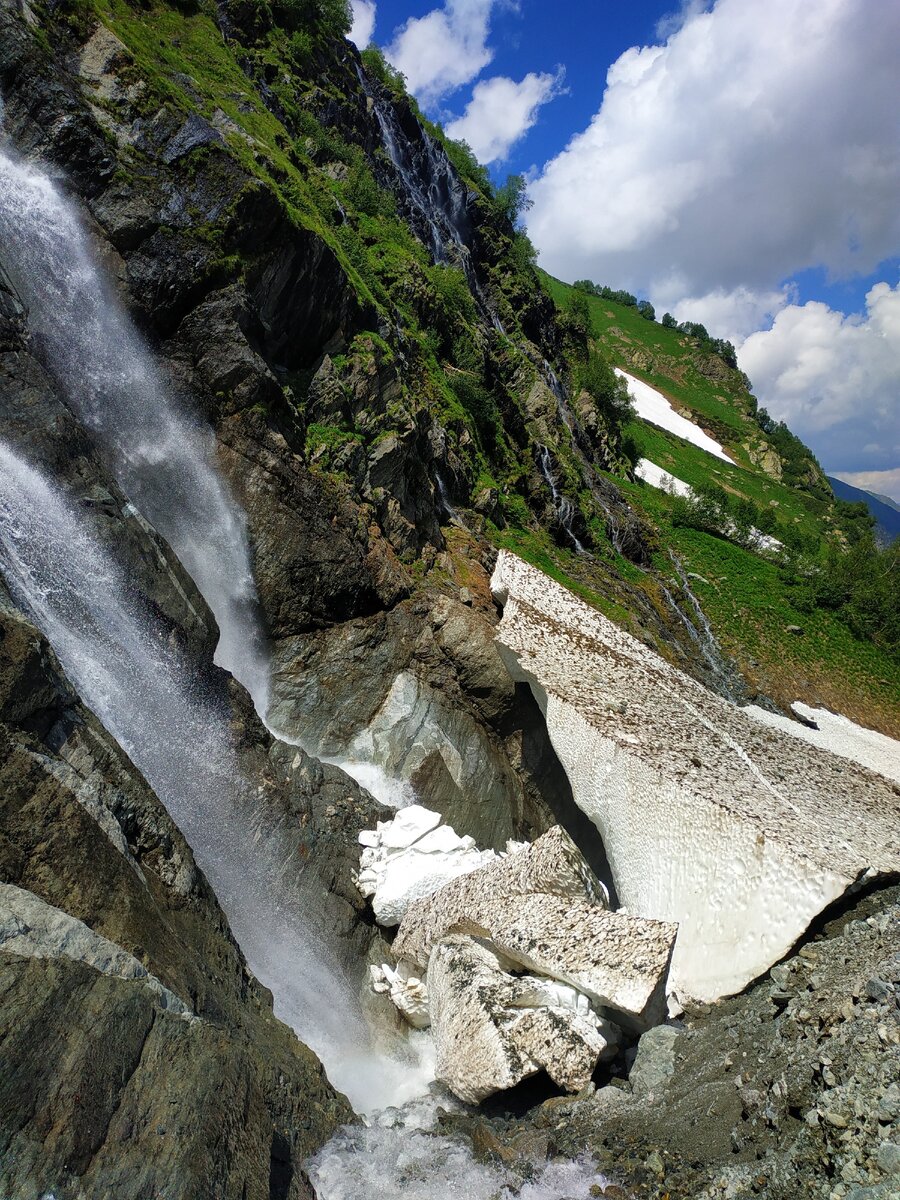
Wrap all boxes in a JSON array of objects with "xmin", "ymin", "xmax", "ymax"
[{"xmin": 0, "ymin": 146, "xmax": 269, "ymax": 710}]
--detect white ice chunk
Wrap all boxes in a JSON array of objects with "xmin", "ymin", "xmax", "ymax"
[{"xmin": 379, "ymin": 804, "xmax": 441, "ymax": 849}]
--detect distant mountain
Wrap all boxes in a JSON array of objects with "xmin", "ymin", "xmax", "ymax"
[
  {"xmin": 870, "ymin": 489, "xmax": 900, "ymax": 515},
  {"xmin": 828, "ymin": 476, "xmax": 900, "ymax": 545}
]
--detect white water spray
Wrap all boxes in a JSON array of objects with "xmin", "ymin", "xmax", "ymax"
[
  {"xmin": 0, "ymin": 442, "xmax": 428, "ymax": 1111},
  {"xmin": 0, "ymin": 146, "xmax": 268, "ymax": 708}
]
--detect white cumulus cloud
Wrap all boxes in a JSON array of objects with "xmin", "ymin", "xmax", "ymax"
[
  {"xmin": 348, "ymin": 0, "xmax": 376, "ymax": 49},
  {"xmin": 527, "ymin": 0, "xmax": 900, "ymax": 303},
  {"xmin": 737, "ymin": 281, "xmax": 900, "ymax": 474},
  {"xmin": 445, "ymin": 69, "xmax": 563, "ymax": 163},
  {"xmin": 385, "ymin": 0, "xmax": 501, "ymax": 105},
  {"xmin": 664, "ymin": 285, "xmax": 793, "ymax": 344}
]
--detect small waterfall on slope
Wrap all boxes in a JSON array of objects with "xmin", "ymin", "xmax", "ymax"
[
  {"xmin": 539, "ymin": 361, "xmax": 634, "ymax": 557},
  {"xmin": 666, "ymin": 552, "xmax": 745, "ymax": 703},
  {"xmin": 355, "ymin": 64, "xmax": 504, "ymax": 333},
  {"xmin": 0, "ymin": 146, "xmax": 268, "ymax": 709},
  {"xmin": 535, "ymin": 443, "xmax": 586, "ymax": 553}
]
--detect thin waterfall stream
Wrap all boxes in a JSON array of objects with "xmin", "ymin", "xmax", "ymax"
[{"xmin": 667, "ymin": 550, "xmax": 746, "ymax": 702}]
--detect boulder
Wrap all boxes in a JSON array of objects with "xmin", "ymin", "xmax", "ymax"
[
  {"xmin": 427, "ymin": 934, "xmax": 617, "ymax": 1104},
  {"xmin": 392, "ymin": 825, "xmax": 673, "ymax": 1031},
  {"xmin": 490, "ymin": 550, "xmax": 900, "ymax": 1003}
]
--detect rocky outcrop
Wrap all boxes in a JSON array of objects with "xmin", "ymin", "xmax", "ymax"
[
  {"xmin": 396, "ymin": 890, "xmax": 675, "ymax": 1033},
  {"xmin": 269, "ymin": 589, "xmax": 612, "ymax": 879},
  {"xmin": 510, "ymin": 883, "xmax": 900, "ymax": 1200},
  {"xmin": 491, "ymin": 550, "xmax": 900, "ymax": 1003},
  {"xmin": 0, "ymin": 592, "xmax": 351, "ymax": 1198},
  {"xmin": 363, "ymin": 821, "xmax": 673, "ymax": 1100}
]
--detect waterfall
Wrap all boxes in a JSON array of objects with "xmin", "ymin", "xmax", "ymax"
[
  {"xmin": 0, "ymin": 143, "xmax": 435, "ymax": 1113},
  {"xmin": 0, "ymin": 146, "xmax": 269, "ymax": 710},
  {"xmin": 432, "ymin": 466, "xmax": 462, "ymax": 527},
  {"xmin": 535, "ymin": 443, "xmax": 586, "ymax": 553},
  {"xmin": 0, "ymin": 441, "xmax": 430, "ymax": 1112},
  {"xmin": 539, "ymin": 361, "xmax": 635, "ymax": 556}
]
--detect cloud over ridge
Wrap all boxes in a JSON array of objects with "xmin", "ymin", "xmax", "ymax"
[
  {"xmin": 445, "ymin": 69, "xmax": 564, "ymax": 164},
  {"xmin": 385, "ymin": 0, "xmax": 501, "ymax": 104}
]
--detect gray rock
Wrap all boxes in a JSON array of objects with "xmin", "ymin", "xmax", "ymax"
[
  {"xmin": 876, "ymin": 1141, "xmax": 900, "ymax": 1175},
  {"xmin": 161, "ymin": 113, "xmax": 225, "ymax": 164},
  {"xmin": 0, "ymin": 601, "xmax": 350, "ymax": 1198},
  {"xmin": 629, "ymin": 1024, "xmax": 681, "ymax": 1097},
  {"xmin": 865, "ymin": 977, "xmax": 893, "ymax": 1001}
]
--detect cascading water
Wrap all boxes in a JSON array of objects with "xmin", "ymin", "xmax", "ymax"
[
  {"xmin": 0, "ymin": 442, "xmax": 432, "ymax": 1112},
  {"xmin": 0, "ymin": 145, "xmax": 268, "ymax": 709},
  {"xmin": 539, "ymin": 360, "xmax": 634, "ymax": 556},
  {"xmin": 355, "ymin": 64, "xmax": 505, "ymax": 333},
  {"xmin": 0, "ymin": 140, "xmax": 613, "ymax": 1195},
  {"xmin": 666, "ymin": 551, "xmax": 745, "ymax": 703},
  {"xmin": 535, "ymin": 443, "xmax": 586, "ymax": 553},
  {"xmin": 0, "ymin": 140, "xmax": 434, "ymax": 1113}
]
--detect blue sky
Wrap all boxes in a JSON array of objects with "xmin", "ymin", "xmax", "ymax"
[
  {"xmin": 370, "ymin": 0, "xmax": 674, "ymax": 178},
  {"xmin": 349, "ymin": 0, "xmax": 900, "ymax": 498}
]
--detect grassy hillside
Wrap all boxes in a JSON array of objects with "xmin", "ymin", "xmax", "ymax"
[{"xmin": 538, "ymin": 272, "xmax": 900, "ymax": 735}]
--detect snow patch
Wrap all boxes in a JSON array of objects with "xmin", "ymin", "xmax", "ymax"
[
  {"xmin": 616, "ymin": 368, "xmax": 731, "ymax": 461},
  {"xmin": 322, "ymin": 757, "xmax": 417, "ymax": 809},
  {"xmin": 635, "ymin": 458, "xmax": 692, "ymax": 497},
  {"xmin": 743, "ymin": 702, "xmax": 900, "ymax": 786}
]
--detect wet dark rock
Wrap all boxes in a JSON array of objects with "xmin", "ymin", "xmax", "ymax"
[
  {"xmin": 217, "ymin": 412, "xmax": 410, "ymax": 639},
  {"xmin": 268, "ymin": 592, "xmax": 598, "ymax": 860},
  {"xmin": 161, "ymin": 112, "xmax": 225, "ymax": 164},
  {"xmin": 0, "ymin": 596, "xmax": 351, "ymax": 1199}
]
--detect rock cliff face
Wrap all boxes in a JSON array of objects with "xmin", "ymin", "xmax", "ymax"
[{"xmin": 0, "ymin": 589, "xmax": 351, "ymax": 1199}]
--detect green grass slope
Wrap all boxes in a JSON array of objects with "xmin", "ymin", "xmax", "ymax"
[{"xmin": 539, "ymin": 272, "xmax": 900, "ymax": 736}]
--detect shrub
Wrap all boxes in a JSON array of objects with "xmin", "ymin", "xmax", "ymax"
[{"xmin": 578, "ymin": 350, "xmax": 635, "ymax": 436}]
